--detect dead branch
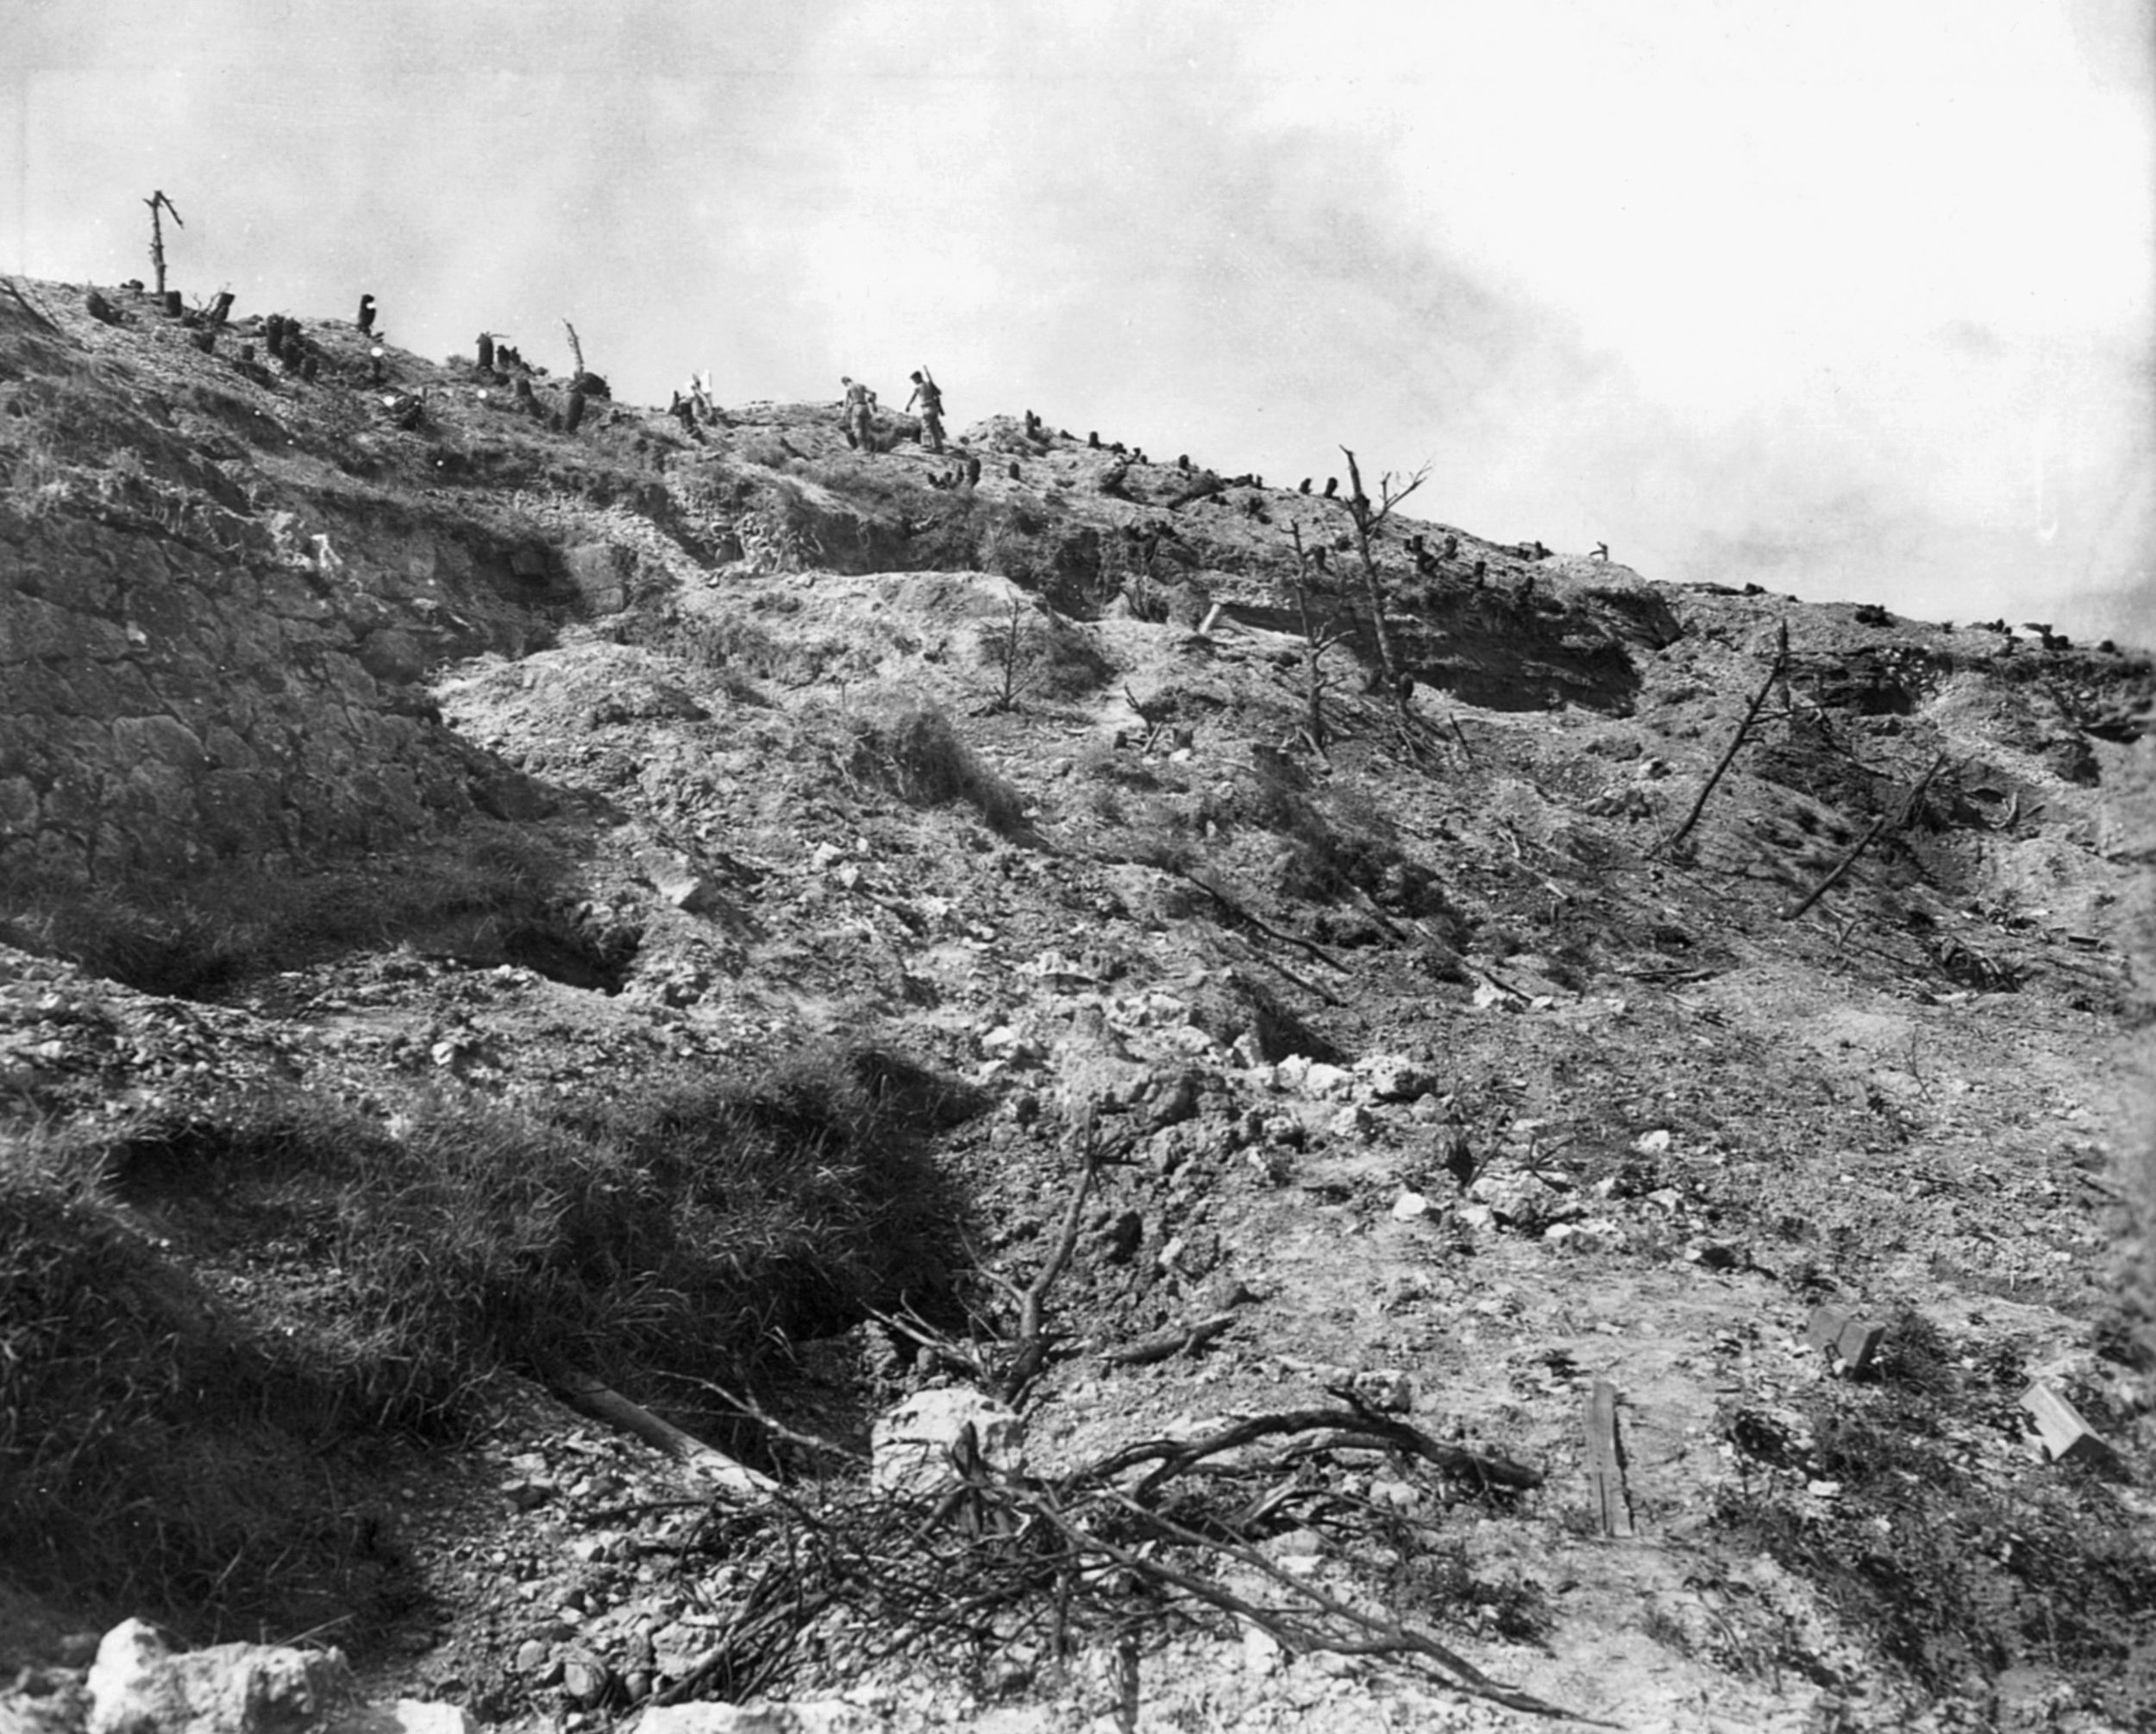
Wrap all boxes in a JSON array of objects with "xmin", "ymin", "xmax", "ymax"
[
  {"xmin": 997, "ymin": 1107, "xmax": 1103, "ymax": 1404},
  {"xmin": 562, "ymin": 317, "xmax": 586, "ymax": 375},
  {"xmin": 1039, "ymin": 1490, "xmax": 1583, "ymax": 1719},
  {"xmin": 1780, "ymin": 751, "xmax": 1946, "ymax": 922},
  {"xmin": 1656, "ymin": 621, "xmax": 1789, "ymax": 856},
  {"xmin": 549, "ymin": 1368, "xmax": 777, "ymax": 1498},
  {"xmin": 1066, "ymin": 1400, "xmax": 1541, "ymax": 1505},
  {"xmin": 679, "ymin": 1374, "xmax": 868, "ymax": 1465},
  {"xmin": 1103, "ymin": 1311, "xmax": 1238, "ymax": 1368},
  {"xmin": 1169, "ymin": 865, "xmax": 1349, "ymax": 973}
]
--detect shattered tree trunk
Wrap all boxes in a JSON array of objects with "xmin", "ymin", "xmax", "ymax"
[
  {"xmin": 1339, "ymin": 448, "xmax": 1408, "ymax": 706},
  {"xmin": 144, "ymin": 191, "xmax": 182, "ymax": 298}
]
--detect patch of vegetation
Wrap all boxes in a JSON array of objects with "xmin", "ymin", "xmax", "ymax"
[
  {"xmin": 1713, "ymin": 1322, "xmax": 2156, "ymax": 1720},
  {"xmin": 973, "ymin": 591, "xmax": 1112, "ymax": 711},
  {"xmin": 0, "ymin": 1046, "xmax": 968, "ymax": 1640},
  {"xmin": 0, "ymin": 825, "xmax": 591, "ymax": 999},
  {"xmin": 1233, "ymin": 756, "xmax": 1457, "ymax": 920},
  {"xmin": 621, "ymin": 609, "xmax": 777, "ymax": 704},
  {"xmin": 840, "ymin": 698, "xmax": 1028, "ymax": 836}
]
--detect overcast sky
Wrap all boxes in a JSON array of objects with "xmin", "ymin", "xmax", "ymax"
[{"xmin": 6, "ymin": 1, "xmax": 2152, "ymax": 642}]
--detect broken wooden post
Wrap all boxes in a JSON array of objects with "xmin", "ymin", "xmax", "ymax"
[
  {"xmin": 1584, "ymin": 1380, "xmax": 1633, "ymax": 1536},
  {"xmin": 1805, "ymin": 1305, "xmax": 1884, "ymax": 1376},
  {"xmin": 2019, "ymin": 1380, "xmax": 2105, "ymax": 1464}
]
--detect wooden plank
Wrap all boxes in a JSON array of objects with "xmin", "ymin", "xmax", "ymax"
[
  {"xmin": 1583, "ymin": 1380, "xmax": 1633, "ymax": 1537},
  {"xmin": 1834, "ymin": 1318, "xmax": 1885, "ymax": 1376},
  {"xmin": 1805, "ymin": 1304, "xmax": 1883, "ymax": 1375},
  {"xmin": 2019, "ymin": 1380, "xmax": 2104, "ymax": 1464}
]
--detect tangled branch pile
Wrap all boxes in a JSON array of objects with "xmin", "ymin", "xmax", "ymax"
[{"xmin": 653, "ymin": 1387, "xmax": 1571, "ymax": 1721}]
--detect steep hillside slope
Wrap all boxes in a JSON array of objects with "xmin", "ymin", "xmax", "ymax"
[{"xmin": 4, "ymin": 277, "xmax": 2156, "ymax": 1732}]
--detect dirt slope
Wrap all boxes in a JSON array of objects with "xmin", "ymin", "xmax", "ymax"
[{"xmin": 5, "ymin": 277, "xmax": 2156, "ymax": 1732}]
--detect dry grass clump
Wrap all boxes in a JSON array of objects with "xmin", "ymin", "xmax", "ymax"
[
  {"xmin": 0, "ymin": 1046, "xmax": 965, "ymax": 1638},
  {"xmin": 841, "ymin": 698, "xmax": 1027, "ymax": 836},
  {"xmin": 0, "ymin": 825, "xmax": 584, "ymax": 999}
]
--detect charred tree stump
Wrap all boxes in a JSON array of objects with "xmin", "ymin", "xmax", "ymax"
[
  {"xmin": 476, "ymin": 332, "xmax": 495, "ymax": 371},
  {"xmin": 564, "ymin": 387, "xmax": 587, "ymax": 433}
]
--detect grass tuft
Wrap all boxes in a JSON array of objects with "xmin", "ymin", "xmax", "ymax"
[
  {"xmin": 0, "ymin": 825, "xmax": 592, "ymax": 999},
  {"xmin": 841, "ymin": 698, "xmax": 1028, "ymax": 836},
  {"xmin": 0, "ymin": 1043, "xmax": 968, "ymax": 1642}
]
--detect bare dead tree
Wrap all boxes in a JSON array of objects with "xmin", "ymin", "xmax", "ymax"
[
  {"xmin": 1337, "ymin": 446, "xmax": 1428, "ymax": 711},
  {"xmin": 984, "ymin": 588, "xmax": 1042, "ymax": 713},
  {"xmin": 143, "ymin": 191, "xmax": 183, "ymax": 297},
  {"xmin": 562, "ymin": 317, "xmax": 586, "ymax": 377},
  {"xmin": 1285, "ymin": 522, "xmax": 1354, "ymax": 758}
]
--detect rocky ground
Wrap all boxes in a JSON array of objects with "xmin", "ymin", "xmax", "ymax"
[{"xmin": 4, "ymin": 278, "xmax": 2156, "ymax": 1732}]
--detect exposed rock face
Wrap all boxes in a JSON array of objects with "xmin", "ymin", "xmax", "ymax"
[
  {"xmin": 1, "ymin": 513, "xmax": 514, "ymax": 880},
  {"xmin": 0, "ymin": 291, "xmax": 638, "ymax": 886},
  {"xmin": 85, "ymin": 1619, "xmax": 346, "ymax": 1734}
]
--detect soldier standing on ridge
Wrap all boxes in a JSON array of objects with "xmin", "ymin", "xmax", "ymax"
[
  {"xmin": 906, "ymin": 368, "xmax": 946, "ymax": 454},
  {"xmin": 840, "ymin": 376, "xmax": 875, "ymax": 452}
]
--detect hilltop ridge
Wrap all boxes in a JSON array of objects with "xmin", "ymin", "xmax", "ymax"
[{"xmin": 4, "ymin": 275, "xmax": 2156, "ymax": 1731}]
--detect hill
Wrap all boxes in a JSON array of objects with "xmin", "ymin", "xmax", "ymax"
[{"xmin": 4, "ymin": 275, "xmax": 2155, "ymax": 1732}]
